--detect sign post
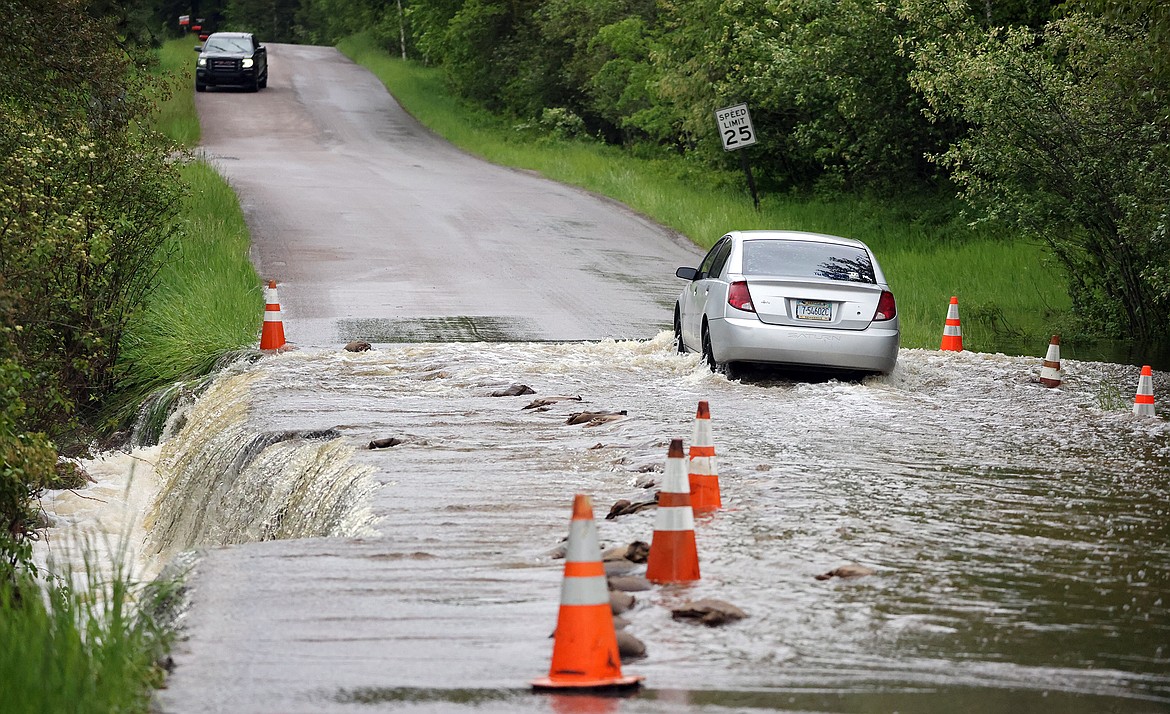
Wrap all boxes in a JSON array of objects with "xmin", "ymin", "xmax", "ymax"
[{"xmin": 714, "ymin": 103, "xmax": 760, "ymax": 210}]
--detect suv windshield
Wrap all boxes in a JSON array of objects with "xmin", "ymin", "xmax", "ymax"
[
  {"xmin": 204, "ymin": 37, "xmax": 252, "ymax": 53},
  {"xmin": 742, "ymin": 239, "xmax": 876, "ymax": 284}
]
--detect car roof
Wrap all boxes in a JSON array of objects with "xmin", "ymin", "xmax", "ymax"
[
  {"xmin": 724, "ymin": 230, "xmax": 869, "ymax": 251},
  {"xmin": 208, "ymin": 31, "xmax": 253, "ymax": 39}
]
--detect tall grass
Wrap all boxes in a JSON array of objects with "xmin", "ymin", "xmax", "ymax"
[
  {"xmin": 151, "ymin": 38, "xmax": 201, "ymax": 146},
  {"xmin": 110, "ymin": 160, "xmax": 262, "ymax": 423},
  {"xmin": 338, "ymin": 32, "xmax": 1073, "ymax": 352},
  {"xmin": 1, "ymin": 551, "xmax": 178, "ymax": 714},
  {"xmin": 106, "ymin": 39, "xmax": 261, "ymax": 425}
]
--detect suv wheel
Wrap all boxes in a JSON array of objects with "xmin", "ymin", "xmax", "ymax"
[{"xmin": 195, "ymin": 82, "xmax": 206, "ymax": 92}]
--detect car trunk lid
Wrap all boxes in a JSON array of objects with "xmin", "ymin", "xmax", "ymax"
[{"xmin": 745, "ymin": 277, "xmax": 882, "ymax": 330}]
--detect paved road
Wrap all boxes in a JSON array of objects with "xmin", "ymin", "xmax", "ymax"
[{"xmin": 196, "ymin": 43, "xmax": 702, "ymax": 346}]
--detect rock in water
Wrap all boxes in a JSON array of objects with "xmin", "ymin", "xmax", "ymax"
[
  {"xmin": 815, "ymin": 563, "xmax": 875, "ymax": 581},
  {"xmin": 565, "ymin": 410, "xmax": 626, "ymax": 425},
  {"xmin": 609, "ymin": 590, "xmax": 635, "ymax": 615},
  {"xmin": 616, "ymin": 630, "xmax": 646, "ymax": 661},
  {"xmin": 491, "ymin": 384, "xmax": 535, "ymax": 397},
  {"xmin": 671, "ymin": 599, "xmax": 748, "ymax": 626},
  {"xmin": 368, "ymin": 437, "xmax": 403, "ymax": 449}
]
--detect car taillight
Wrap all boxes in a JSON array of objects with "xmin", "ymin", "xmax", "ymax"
[
  {"xmin": 728, "ymin": 281, "xmax": 755, "ymax": 312},
  {"xmin": 873, "ymin": 290, "xmax": 897, "ymax": 321}
]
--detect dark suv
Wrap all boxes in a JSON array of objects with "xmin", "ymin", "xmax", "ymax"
[{"xmin": 195, "ymin": 32, "xmax": 268, "ymax": 92}]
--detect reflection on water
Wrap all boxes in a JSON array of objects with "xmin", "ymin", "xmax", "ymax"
[
  {"xmin": 980, "ymin": 336, "xmax": 1170, "ymax": 372},
  {"xmin": 39, "ymin": 334, "xmax": 1170, "ymax": 713}
]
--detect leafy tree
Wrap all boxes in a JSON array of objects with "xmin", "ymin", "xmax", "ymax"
[
  {"xmin": 223, "ymin": 0, "xmax": 300, "ymax": 41},
  {"xmin": 0, "ymin": 0, "xmax": 183, "ymax": 567},
  {"xmin": 404, "ymin": 0, "xmax": 465, "ymax": 65},
  {"xmin": 906, "ymin": 4, "xmax": 1170, "ymax": 338}
]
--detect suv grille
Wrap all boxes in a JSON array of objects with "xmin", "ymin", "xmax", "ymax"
[{"xmin": 209, "ymin": 58, "xmax": 240, "ymax": 73}]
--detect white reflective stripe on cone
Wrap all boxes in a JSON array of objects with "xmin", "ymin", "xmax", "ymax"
[
  {"xmin": 689, "ymin": 455, "xmax": 715, "ymax": 474},
  {"xmin": 559, "ymin": 574, "xmax": 609, "ymax": 606},
  {"xmin": 564, "ymin": 520, "xmax": 600, "ymax": 562},
  {"xmin": 654, "ymin": 505, "xmax": 695, "ymax": 532}
]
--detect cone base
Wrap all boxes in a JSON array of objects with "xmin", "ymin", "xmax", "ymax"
[
  {"xmin": 531, "ymin": 675, "xmax": 644, "ymax": 692},
  {"xmin": 1039, "ymin": 377, "xmax": 1062, "ymax": 388}
]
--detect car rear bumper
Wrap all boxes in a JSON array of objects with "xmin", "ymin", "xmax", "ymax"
[{"xmin": 708, "ymin": 315, "xmax": 900, "ymax": 374}]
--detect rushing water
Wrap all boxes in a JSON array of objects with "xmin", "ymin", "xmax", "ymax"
[{"xmin": 37, "ymin": 334, "xmax": 1170, "ymax": 712}]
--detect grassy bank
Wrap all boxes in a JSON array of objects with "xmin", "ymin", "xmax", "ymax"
[
  {"xmin": 1, "ymin": 40, "xmax": 259, "ymax": 713},
  {"xmin": 0, "ymin": 560, "xmax": 176, "ymax": 714},
  {"xmin": 105, "ymin": 39, "xmax": 261, "ymax": 424},
  {"xmin": 337, "ymin": 32, "xmax": 1072, "ymax": 352}
]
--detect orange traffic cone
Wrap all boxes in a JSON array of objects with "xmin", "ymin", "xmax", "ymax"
[
  {"xmin": 532, "ymin": 494, "xmax": 643, "ymax": 692},
  {"xmin": 1039, "ymin": 335, "xmax": 1062, "ymax": 388},
  {"xmin": 688, "ymin": 401, "xmax": 721, "ymax": 513},
  {"xmin": 1133, "ymin": 365, "xmax": 1156, "ymax": 417},
  {"xmin": 940, "ymin": 296, "xmax": 963, "ymax": 352},
  {"xmin": 259, "ymin": 280, "xmax": 286, "ymax": 350},
  {"xmin": 645, "ymin": 438, "xmax": 701, "ymax": 584}
]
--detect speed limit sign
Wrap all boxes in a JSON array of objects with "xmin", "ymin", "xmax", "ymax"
[{"xmin": 715, "ymin": 103, "xmax": 757, "ymax": 151}]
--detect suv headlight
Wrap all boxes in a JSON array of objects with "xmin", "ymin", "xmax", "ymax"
[
  {"xmin": 197, "ymin": 57, "xmax": 206, "ymax": 67},
  {"xmin": 242, "ymin": 58, "xmax": 254, "ymax": 68}
]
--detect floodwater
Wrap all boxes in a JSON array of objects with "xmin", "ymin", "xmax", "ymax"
[{"xmin": 37, "ymin": 335, "xmax": 1170, "ymax": 713}]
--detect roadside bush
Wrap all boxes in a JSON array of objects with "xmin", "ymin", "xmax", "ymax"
[{"xmin": 0, "ymin": 0, "xmax": 184, "ymax": 570}]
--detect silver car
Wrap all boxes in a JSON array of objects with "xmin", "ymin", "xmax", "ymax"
[{"xmin": 674, "ymin": 230, "xmax": 899, "ymax": 376}]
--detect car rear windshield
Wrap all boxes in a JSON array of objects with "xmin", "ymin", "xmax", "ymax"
[{"xmin": 742, "ymin": 239, "xmax": 876, "ymax": 284}]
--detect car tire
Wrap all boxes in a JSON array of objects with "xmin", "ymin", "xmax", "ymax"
[
  {"xmin": 195, "ymin": 82, "xmax": 206, "ymax": 92},
  {"xmin": 701, "ymin": 322, "xmax": 717, "ymax": 372},
  {"xmin": 701, "ymin": 321, "xmax": 737, "ymax": 379},
  {"xmin": 258, "ymin": 72, "xmax": 267, "ymax": 89},
  {"xmin": 674, "ymin": 309, "xmax": 685, "ymax": 354}
]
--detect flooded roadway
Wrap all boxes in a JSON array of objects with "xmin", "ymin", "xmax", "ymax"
[
  {"xmin": 32, "ymin": 40, "xmax": 1170, "ymax": 712},
  {"xmin": 40, "ymin": 334, "xmax": 1163, "ymax": 713}
]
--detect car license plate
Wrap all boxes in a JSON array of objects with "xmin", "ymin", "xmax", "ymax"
[{"xmin": 795, "ymin": 300, "xmax": 832, "ymax": 321}]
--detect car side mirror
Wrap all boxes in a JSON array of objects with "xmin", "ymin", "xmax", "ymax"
[
  {"xmin": 675, "ymin": 267, "xmax": 700, "ymax": 281},
  {"xmin": 194, "ymin": 45, "xmax": 202, "ymax": 52}
]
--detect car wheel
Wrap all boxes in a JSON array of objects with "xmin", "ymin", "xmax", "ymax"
[
  {"xmin": 259, "ymin": 72, "xmax": 268, "ymax": 89},
  {"xmin": 674, "ymin": 309, "xmax": 685, "ymax": 354},
  {"xmin": 195, "ymin": 82, "xmax": 206, "ymax": 92},
  {"xmin": 701, "ymin": 322, "xmax": 718, "ymax": 372},
  {"xmin": 701, "ymin": 321, "xmax": 738, "ymax": 378}
]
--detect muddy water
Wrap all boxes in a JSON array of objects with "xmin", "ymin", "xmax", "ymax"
[{"xmin": 39, "ymin": 336, "xmax": 1170, "ymax": 712}]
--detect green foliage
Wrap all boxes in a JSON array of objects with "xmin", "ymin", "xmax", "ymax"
[
  {"xmin": 0, "ymin": 556, "xmax": 179, "ymax": 714},
  {"xmin": 0, "ymin": 355, "xmax": 56, "ymax": 572},
  {"xmin": 0, "ymin": 0, "xmax": 185, "ymax": 570},
  {"xmin": 906, "ymin": 5, "xmax": 1170, "ymax": 339},
  {"xmin": 108, "ymin": 160, "xmax": 263, "ymax": 429},
  {"xmin": 223, "ymin": 0, "xmax": 300, "ymax": 41},
  {"xmin": 152, "ymin": 37, "xmax": 201, "ymax": 146}
]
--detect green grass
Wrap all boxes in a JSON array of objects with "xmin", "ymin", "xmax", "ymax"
[
  {"xmin": 110, "ymin": 159, "xmax": 262, "ymax": 425},
  {"xmin": 0, "ymin": 554, "xmax": 178, "ymax": 714},
  {"xmin": 105, "ymin": 39, "xmax": 261, "ymax": 426},
  {"xmin": 338, "ymin": 32, "xmax": 1073, "ymax": 353},
  {"xmin": 151, "ymin": 38, "xmax": 201, "ymax": 147}
]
